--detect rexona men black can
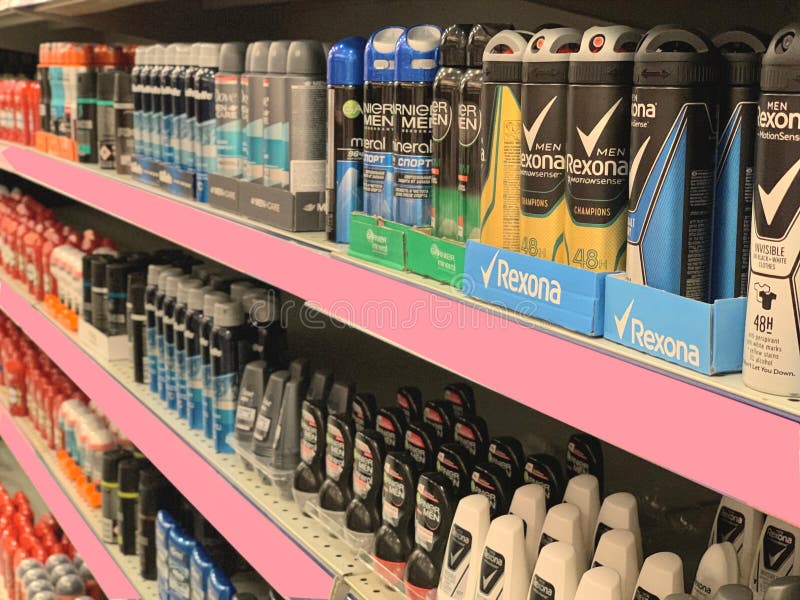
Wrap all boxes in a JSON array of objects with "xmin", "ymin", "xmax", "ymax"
[
  {"xmin": 627, "ymin": 27, "xmax": 720, "ymax": 301},
  {"xmin": 744, "ymin": 24, "xmax": 800, "ymax": 397},
  {"xmin": 566, "ymin": 26, "xmax": 641, "ymax": 272}
]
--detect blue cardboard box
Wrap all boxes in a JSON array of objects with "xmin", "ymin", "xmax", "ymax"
[
  {"xmin": 159, "ymin": 163, "xmax": 196, "ymax": 200},
  {"xmin": 462, "ymin": 241, "xmax": 608, "ymax": 336},
  {"xmin": 603, "ymin": 274, "xmax": 747, "ymax": 374},
  {"xmin": 130, "ymin": 154, "xmax": 161, "ymax": 187}
]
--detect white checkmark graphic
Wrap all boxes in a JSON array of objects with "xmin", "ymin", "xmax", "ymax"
[
  {"xmin": 482, "ymin": 570, "xmax": 500, "ymax": 591},
  {"xmin": 759, "ymin": 156, "xmax": 800, "ymax": 226},
  {"xmin": 481, "ymin": 251, "xmax": 500, "ymax": 288},
  {"xmin": 768, "ymin": 544, "xmax": 791, "ymax": 569},
  {"xmin": 577, "ymin": 98, "xmax": 622, "ymax": 157},
  {"xmin": 523, "ymin": 96, "xmax": 558, "ymax": 152},
  {"xmin": 614, "ymin": 300, "xmax": 634, "ymax": 339},
  {"xmin": 629, "ymin": 136, "xmax": 650, "ymax": 196}
]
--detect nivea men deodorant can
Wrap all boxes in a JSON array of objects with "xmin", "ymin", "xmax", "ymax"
[
  {"xmin": 710, "ymin": 30, "xmax": 767, "ymax": 300},
  {"xmin": 627, "ymin": 27, "xmax": 720, "ymax": 300},
  {"xmin": 480, "ymin": 30, "xmax": 533, "ymax": 251},
  {"xmin": 744, "ymin": 24, "xmax": 800, "ymax": 397},
  {"xmin": 363, "ymin": 26, "xmax": 406, "ymax": 219},
  {"xmin": 519, "ymin": 27, "xmax": 580, "ymax": 262},
  {"xmin": 326, "ymin": 36, "xmax": 366, "ymax": 243},
  {"xmin": 566, "ymin": 26, "xmax": 641, "ymax": 272}
]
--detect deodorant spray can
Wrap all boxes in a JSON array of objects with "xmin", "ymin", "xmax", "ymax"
[
  {"xmin": 566, "ymin": 26, "xmax": 641, "ymax": 272},
  {"xmin": 160, "ymin": 44, "xmax": 180, "ymax": 164},
  {"xmin": 263, "ymin": 41, "xmax": 290, "ymax": 188},
  {"xmin": 194, "ymin": 43, "xmax": 220, "ymax": 203},
  {"xmin": 710, "ymin": 30, "xmax": 766, "ymax": 300},
  {"xmin": 131, "ymin": 46, "xmax": 146, "ymax": 157},
  {"xmin": 480, "ymin": 30, "xmax": 533, "ymax": 251},
  {"xmin": 215, "ymin": 42, "xmax": 246, "ymax": 178},
  {"xmin": 114, "ymin": 71, "xmax": 134, "ymax": 175},
  {"xmin": 743, "ymin": 24, "xmax": 800, "ymax": 397},
  {"xmin": 520, "ymin": 27, "xmax": 580, "ymax": 262},
  {"xmin": 170, "ymin": 44, "xmax": 191, "ymax": 171},
  {"xmin": 461, "ymin": 25, "xmax": 508, "ymax": 241},
  {"xmin": 432, "ymin": 25, "xmax": 470, "ymax": 239},
  {"xmin": 96, "ymin": 70, "xmax": 117, "ymax": 169},
  {"xmin": 242, "ymin": 41, "xmax": 270, "ymax": 182},
  {"xmin": 363, "ymin": 26, "xmax": 406, "ymax": 219},
  {"xmin": 182, "ymin": 43, "xmax": 202, "ymax": 171},
  {"xmin": 627, "ymin": 27, "xmax": 720, "ymax": 300},
  {"xmin": 393, "ymin": 24, "xmax": 442, "ymax": 226},
  {"xmin": 326, "ymin": 36, "xmax": 366, "ymax": 243},
  {"xmin": 149, "ymin": 44, "xmax": 165, "ymax": 161}
]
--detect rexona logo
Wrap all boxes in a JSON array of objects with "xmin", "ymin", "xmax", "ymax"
[
  {"xmin": 759, "ymin": 101, "xmax": 800, "ymax": 129},
  {"xmin": 613, "ymin": 300, "xmax": 701, "ymax": 367},
  {"xmin": 479, "ymin": 250, "xmax": 562, "ymax": 305}
]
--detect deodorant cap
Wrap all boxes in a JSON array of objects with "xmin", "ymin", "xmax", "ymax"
[
  {"xmin": 665, "ymin": 595, "xmax": 694, "ymax": 600},
  {"xmin": 712, "ymin": 584, "xmax": 753, "ymax": 599},
  {"xmin": 114, "ymin": 71, "xmax": 132, "ymax": 103},
  {"xmin": 177, "ymin": 277, "xmax": 203, "ymax": 305},
  {"xmin": 540, "ymin": 502, "xmax": 585, "ymax": 556},
  {"xmin": 198, "ymin": 43, "xmax": 221, "ymax": 69},
  {"xmin": 165, "ymin": 274, "xmax": 189, "ymax": 298},
  {"xmin": 440, "ymin": 24, "xmax": 471, "ymax": 67},
  {"xmin": 483, "ymin": 30, "xmax": 534, "ymax": 82},
  {"xmin": 763, "ymin": 577, "xmax": 800, "ymax": 599},
  {"xmin": 117, "ymin": 458, "xmax": 141, "ymax": 494},
  {"xmin": 287, "ymin": 40, "xmax": 326, "ymax": 75},
  {"xmin": 636, "ymin": 552, "xmax": 684, "ymax": 598},
  {"xmin": 467, "ymin": 24, "xmax": 512, "ymax": 68},
  {"xmin": 328, "ymin": 36, "xmax": 367, "ymax": 85},
  {"xmin": 150, "ymin": 44, "xmax": 166, "ymax": 66},
  {"xmin": 101, "ymin": 448, "xmax": 130, "ymax": 485},
  {"xmin": 365, "ymin": 26, "xmax": 406, "ymax": 82},
  {"xmin": 157, "ymin": 266, "xmax": 183, "ymax": 291},
  {"xmin": 189, "ymin": 42, "xmax": 203, "ymax": 67},
  {"xmin": 146, "ymin": 264, "xmax": 167, "ymax": 287},
  {"xmin": 203, "ymin": 291, "xmax": 229, "ymax": 318},
  {"xmin": 395, "ymin": 25, "xmax": 442, "ymax": 82},
  {"xmin": 570, "ymin": 26, "xmax": 642, "ymax": 84},
  {"xmin": 175, "ymin": 43, "xmax": 191, "ymax": 67},
  {"xmin": 760, "ymin": 25, "xmax": 800, "ymax": 92},
  {"xmin": 242, "ymin": 288, "xmax": 277, "ymax": 322},
  {"xmin": 134, "ymin": 45, "xmax": 146, "ymax": 66},
  {"xmin": 523, "ymin": 27, "xmax": 581, "ymax": 83},
  {"xmin": 713, "ymin": 30, "xmax": 767, "ymax": 86},
  {"xmin": 633, "ymin": 26, "xmax": 721, "ymax": 86},
  {"xmin": 267, "ymin": 40, "xmax": 290, "ymax": 74},
  {"xmin": 30, "ymin": 592, "xmax": 56, "ymax": 600},
  {"xmin": 229, "ymin": 280, "xmax": 255, "ymax": 302},
  {"xmin": 97, "ymin": 71, "xmax": 116, "ymax": 101},
  {"xmin": 574, "ymin": 566, "xmax": 623, "ymax": 600},
  {"xmin": 188, "ymin": 285, "xmax": 212, "ymax": 312},
  {"xmin": 213, "ymin": 299, "xmax": 245, "ymax": 327},
  {"xmin": 246, "ymin": 41, "xmax": 271, "ymax": 73},
  {"xmin": 219, "ymin": 42, "xmax": 246, "ymax": 73},
  {"xmin": 164, "ymin": 43, "xmax": 180, "ymax": 67}
]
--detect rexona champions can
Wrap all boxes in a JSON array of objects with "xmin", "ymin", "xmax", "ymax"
[
  {"xmin": 566, "ymin": 26, "xmax": 641, "ymax": 272},
  {"xmin": 744, "ymin": 24, "xmax": 800, "ymax": 397},
  {"xmin": 519, "ymin": 27, "xmax": 580, "ymax": 262},
  {"xmin": 627, "ymin": 27, "xmax": 720, "ymax": 301}
]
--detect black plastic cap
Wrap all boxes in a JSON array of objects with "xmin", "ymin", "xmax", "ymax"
[
  {"xmin": 106, "ymin": 262, "xmax": 132, "ymax": 293},
  {"xmin": 634, "ymin": 26, "xmax": 721, "ymax": 86},
  {"xmin": 761, "ymin": 24, "xmax": 800, "ymax": 93},
  {"xmin": 129, "ymin": 277, "xmax": 146, "ymax": 315},
  {"xmin": 91, "ymin": 255, "xmax": 114, "ymax": 287},
  {"xmin": 117, "ymin": 458, "xmax": 141, "ymax": 494},
  {"xmin": 440, "ymin": 24, "xmax": 471, "ymax": 67},
  {"xmin": 101, "ymin": 449, "xmax": 131, "ymax": 484},
  {"xmin": 468, "ymin": 23, "xmax": 514, "ymax": 68},
  {"xmin": 97, "ymin": 70, "xmax": 117, "ymax": 101},
  {"xmin": 714, "ymin": 29, "xmax": 767, "ymax": 87}
]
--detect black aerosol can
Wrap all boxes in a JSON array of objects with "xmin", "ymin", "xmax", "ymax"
[
  {"xmin": 627, "ymin": 27, "xmax": 720, "ymax": 301},
  {"xmin": 743, "ymin": 25, "xmax": 800, "ymax": 397},
  {"xmin": 520, "ymin": 27, "xmax": 580, "ymax": 262},
  {"xmin": 710, "ymin": 30, "xmax": 767, "ymax": 300},
  {"xmin": 566, "ymin": 26, "xmax": 641, "ymax": 272}
]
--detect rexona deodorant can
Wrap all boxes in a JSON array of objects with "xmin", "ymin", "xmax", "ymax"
[
  {"xmin": 710, "ymin": 31, "xmax": 767, "ymax": 300},
  {"xmin": 750, "ymin": 516, "xmax": 800, "ymax": 599},
  {"xmin": 566, "ymin": 26, "xmax": 641, "ymax": 272},
  {"xmin": 393, "ymin": 24, "xmax": 442, "ymax": 226},
  {"xmin": 363, "ymin": 26, "xmax": 406, "ymax": 219},
  {"xmin": 432, "ymin": 24, "xmax": 471, "ymax": 240},
  {"xmin": 743, "ymin": 24, "xmax": 800, "ymax": 397},
  {"xmin": 326, "ymin": 36, "xmax": 367, "ymax": 243},
  {"xmin": 520, "ymin": 27, "xmax": 580, "ymax": 262},
  {"xmin": 627, "ymin": 27, "xmax": 720, "ymax": 300},
  {"xmin": 480, "ymin": 30, "xmax": 533, "ymax": 251}
]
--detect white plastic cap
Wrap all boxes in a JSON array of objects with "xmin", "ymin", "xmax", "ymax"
[
  {"xmin": 150, "ymin": 44, "xmax": 166, "ymax": 66},
  {"xmin": 198, "ymin": 43, "xmax": 221, "ymax": 68},
  {"xmin": 164, "ymin": 43, "xmax": 180, "ymax": 67},
  {"xmin": 175, "ymin": 44, "xmax": 191, "ymax": 67}
]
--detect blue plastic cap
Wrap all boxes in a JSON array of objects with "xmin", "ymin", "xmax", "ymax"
[
  {"xmin": 209, "ymin": 568, "xmax": 235, "ymax": 600},
  {"xmin": 365, "ymin": 26, "xmax": 406, "ymax": 82},
  {"xmin": 328, "ymin": 36, "xmax": 367, "ymax": 85},
  {"xmin": 395, "ymin": 24, "xmax": 442, "ymax": 82}
]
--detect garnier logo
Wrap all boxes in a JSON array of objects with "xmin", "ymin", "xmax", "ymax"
[
  {"xmin": 479, "ymin": 250, "xmax": 562, "ymax": 305},
  {"xmin": 759, "ymin": 101, "xmax": 800, "ymax": 129},
  {"xmin": 613, "ymin": 300, "xmax": 701, "ymax": 367},
  {"xmin": 431, "ymin": 100, "xmax": 452, "ymax": 141},
  {"xmin": 430, "ymin": 244, "xmax": 455, "ymax": 261},
  {"xmin": 366, "ymin": 229, "xmax": 387, "ymax": 244}
]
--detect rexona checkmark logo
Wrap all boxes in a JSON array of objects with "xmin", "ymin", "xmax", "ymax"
[
  {"xmin": 764, "ymin": 526, "xmax": 795, "ymax": 572},
  {"xmin": 479, "ymin": 547, "xmax": 505, "ymax": 594},
  {"xmin": 523, "ymin": 96, "xmax": 557, "ymax": 152},
  {"xmin": 479, "ymin": 250, "xmax": 562, "ymax": 305},
  {"xmin": 759, "ymin": 156, "xmax": 800, "ymax": 226},
  {"xmin": 613, "ymin": 299, "xmax": 701, "ymax": 367},
  {"xmin": 577, "ymin": 98, "xmax": 621, "ymax": 156}
]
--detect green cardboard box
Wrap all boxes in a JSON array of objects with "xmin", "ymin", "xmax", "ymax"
[
  {"xmin": 348, "ymin": 213, "xmax": 409, "ymax": 270},
  {"xmin": 405, "ymin": 228, "xmax": 465, "ymax": 286}
]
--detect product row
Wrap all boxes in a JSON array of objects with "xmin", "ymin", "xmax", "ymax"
[{"xmin": 0, "ymin": 312, "xmax": 282, "ymax": 600}]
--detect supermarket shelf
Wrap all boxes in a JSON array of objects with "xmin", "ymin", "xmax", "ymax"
[
  {"xmin": 0, "ymin": 144, "xmax": 798, "ymax": 527},
  {"xmin": 0, "ymin": 281, "xmax": 359, "ymax": 600},
  {"xmin": 330, "ymin": 574, "xmax": 404, "ymax": 600},
  {"xmin": 0, "ymin": 402, "xmax": 142, "ymax": 599}
]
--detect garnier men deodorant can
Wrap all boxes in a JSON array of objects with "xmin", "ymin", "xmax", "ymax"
[
  {"xmin": 566, "ymin": 26, "xmax": 641, "ymax": 272},
  {"xmin": 393, "ymin": 24, "xmax": 442, "ymax": 226},
  {"xmin": 710, "ymin": 30, "xmax": 766, "ymax": 300},
  {"xmin": 326, "ymin": 36, "xmax": 366, "ymax": 243},
  {"xmin": 744, "ymin": 24, "xmax": 800, "ymax": 397},
  {"xmin": 363, "ymin": 27, "xmax": 406, "ymax": 219},
  {"xmin": 480, "ymin": 30, "xmax": 533, "ymax": 251},
  {"xmin": 520, "ymin": 27, "xmax": 580, "ymax": 262},
  {"xmin": 627, "ymin": 27, "xmax": 720, "ymax": 300}
]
